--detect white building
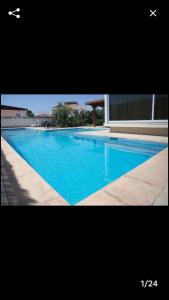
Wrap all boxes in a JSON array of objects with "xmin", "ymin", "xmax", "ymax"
[
  {"xmin": 1, "ymin": 105, "xmax": 35, "ymax": 127},
  {"xmin": 52, "ymin": 102, "xmax": 84, "ymax": 113},
  {"xmin": 104, "ymin": 94, "xmax": 168, "ymax": 136},
  {"xmin": 34, "ymin": 113, "xmax": 52, "ymax": 125}
]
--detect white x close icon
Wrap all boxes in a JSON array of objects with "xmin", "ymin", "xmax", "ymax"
[{"xmin": 150, "ymin": 9, "xmax": 157, "ymax": 17}]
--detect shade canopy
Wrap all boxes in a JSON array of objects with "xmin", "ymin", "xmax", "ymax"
[
  {"xmin": 85, "ymin": 99, "xmax": 104, "ymax": 108},
  {"xmin": 85, "ymin": 99, "xmax": 104, "ymax": 126}
]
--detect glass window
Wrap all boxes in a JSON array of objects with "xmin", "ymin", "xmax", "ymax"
[
  {"xmin": 109, "ymin": 95, "xmax": 153, "ymax": 121},
  {"xmin": 154, "ymin": 94, "xmax": 168, "ymax": 120}
]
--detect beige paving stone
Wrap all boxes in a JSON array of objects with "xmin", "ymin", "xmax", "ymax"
[
  {"xmin": 153, "ymin": 186, "xmax": 168, "ymax": 206},
  {"xmin": 9, "ymin": 173, "xmax": 68, "ymax": 205},
  {"xmin": 8, "ymin": 161, "xmax": 35, "ymax": 178},
  {"xmin": 41, "ymin": 198, "xmax": 69, "ymax": 206},
  {"xmin": 103, "ymin": 176, "xmax": 162, "ymax": 205},
  {"xmin": 3, "ymin": 153, "xmax": 23, "ymax": 164},
  {"xmin": 126, "ymin": 149, "xmax": 168, "ymax": 188},
  {"xmin": 78, "ymin": 190, "xmax": 126, "ymax": 205}
]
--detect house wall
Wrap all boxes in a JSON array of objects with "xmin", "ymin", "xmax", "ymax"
[
  {"xmin": 106, "ymin": 123, "xmax": 168, "ymax": 136},
  {"xmin": 1, "ymin": 109, "xmax": 27, "ymax": 118},
  {"xmin": 1, "ymin": 118, "xmax": 35, "ymax": 128}
]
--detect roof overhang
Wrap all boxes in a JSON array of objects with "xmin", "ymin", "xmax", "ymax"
[{"xmin": 85, "ymin": 99, "xmax": 104, "ymax": 107}]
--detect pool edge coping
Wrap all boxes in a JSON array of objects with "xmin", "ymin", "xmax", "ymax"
[{"xmin": 77, "ymin": 148, "xmax": 168, "ymax": 206}]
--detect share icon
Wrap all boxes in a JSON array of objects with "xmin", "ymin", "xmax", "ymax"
[{"xmin": 8, "ymin": 8, "xmax": 20, "ymax": 18}]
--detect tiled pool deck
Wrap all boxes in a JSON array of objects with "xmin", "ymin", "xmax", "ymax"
[{"xmin": 1, "ymin": 129, "xmax": 168, "ymax": 206}]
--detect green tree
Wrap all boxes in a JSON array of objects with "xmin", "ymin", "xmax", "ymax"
[
  {"xmin": 95, "ymin": 107, "xmax": 104, "ymax": 125},
  {"xmin": 53, "ymin": 104, "xmax": 72, "ymax": 127},
  {"xmin": 52, "ymin": 103, "xmax": 103, "ymax": 127},
  {"xmin": 27, "ymin": 109, "xmax": 34, "ymax": 117}
]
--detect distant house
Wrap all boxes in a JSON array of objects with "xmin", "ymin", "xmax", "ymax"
[
  {"xmin": 52, "ymin": 102, "xmax": 84, "ymax": 114},
  {"xmin": 35, "ymin": 113, "xmax": 52, "ymax": 119},
  {"xmin": 1, "ymin": 105, "xmax": 28, "ymax": 118},
  {"xmin": 34, "ymin": 113, "xmax": 52, "ymax": 126}
]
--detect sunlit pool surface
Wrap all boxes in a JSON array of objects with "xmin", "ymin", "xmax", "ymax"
[{"xmin": 1, "ymin": 128, "xmax": 167, "ymax": 204}]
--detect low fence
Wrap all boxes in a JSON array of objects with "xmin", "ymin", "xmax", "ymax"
[{"xmin": 1, "ymin": 118, "xmax": 36, "ymax": 128}]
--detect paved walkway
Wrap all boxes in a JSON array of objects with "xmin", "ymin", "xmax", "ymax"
[{"xmin": 1, "ymin": 161, "xmax": 17, "ymax": 205}]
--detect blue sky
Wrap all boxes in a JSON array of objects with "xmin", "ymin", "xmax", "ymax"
[{"xmin": 1, "ymin": 94, "xmax": 104, "ymax": 114}]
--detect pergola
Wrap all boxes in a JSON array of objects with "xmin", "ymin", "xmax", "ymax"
[{"xmin": 85, "ymin": 99, "xmax": 104, "ymax": 127}]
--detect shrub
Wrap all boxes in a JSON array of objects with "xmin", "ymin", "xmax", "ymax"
[{"xmin": 53, "ymin": 104, "xmax": 104, "ymax": 127}]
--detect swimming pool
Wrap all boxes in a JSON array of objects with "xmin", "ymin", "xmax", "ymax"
[{"xmin": 1, "ymin": 128, "xmax": 167, "ymax": 204}]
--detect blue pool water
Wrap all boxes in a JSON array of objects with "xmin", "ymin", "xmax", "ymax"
[{"xmin": 1, "ymin": 128, "xmax": 167, "ymax": 204}]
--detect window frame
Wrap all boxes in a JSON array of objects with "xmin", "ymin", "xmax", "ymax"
[
  {"xmin": 106, "ymin": 94, "xmax": 168, "ymax": 123},
  {"xmin": 153, "ymin": 94, "xmax": 168, "ymax": 121}
]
